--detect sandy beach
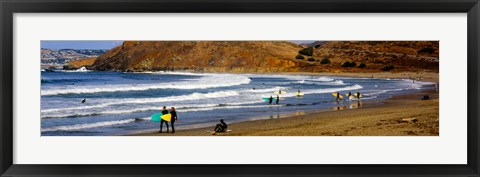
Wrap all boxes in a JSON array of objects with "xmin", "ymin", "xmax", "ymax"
[{"xmin": 134, "ymin": 86, "xmax": 439, "ymax": 136}]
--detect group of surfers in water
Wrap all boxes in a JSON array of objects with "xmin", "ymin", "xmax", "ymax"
[
  {"xmin": 335, "ymin": 91, "xmax": 362, "ymax": 102},
  {"xmin": 266, "ymin": 89, "xmax": 362, "ymax": 105}
]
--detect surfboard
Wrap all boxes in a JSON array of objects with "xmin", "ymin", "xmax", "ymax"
[
  {"xmin": 296, "ymin": 92, "xmax": 304, "ymax": 97},
  {"xmin": 206, "ymin": 130, "xmax": 233, "ymax": 133},
  {"xmin": 151, "ymin": 113, "xmax": 163, "ymax": 122},
  {"xmin": 274, "ymin": 91, "xmax": 287, "ymax": 95},
  {"xmin": 354, "ymin": 93, "xmax": 363, "ymax": 98},
  {"xmin": 332, "ymin": 93, "xmax": 344, "ymax": 99},
  {"xmin": 262, "ymin": 97, "xmax": 278, "ymax": 101},
  {"xmin": 161, "ymin": 114, "xmax": 172, "ymax": 122}
]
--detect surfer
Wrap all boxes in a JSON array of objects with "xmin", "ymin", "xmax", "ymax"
[
  {"xmin": 276, "ymin": 95, "xmax": 280, "ymax": 104},
  {"xmin": 348, "ymin": 91, "xmax": 352, "ymax": 97},
  {"xmin": 212, "ymin": 119, "xmax": 228, "ymax": 135},
  {"xmin": 268, "ymin": 96, "xmax": 273, "ymax": 104},
  {"xmin": 159, "ymin": 106, "xmax": 169, "ymax": 133},
  {"xmin": 356, "ymin": 91, "xmax": 361, "ymax": 100},
  {"xmin": 170, "ymin": 107, "xmax": 178, "ymax": 133},
  {"xmin": 278, "ymin": 89, "xmax": 282, "ymax": 94},
  {"xmin": 81, "ymin": 98, "xmax": 86, "ymax": 104},
  {"xmin": 336, "ymin": 91, "xmax": 341, "ymax": 102}
]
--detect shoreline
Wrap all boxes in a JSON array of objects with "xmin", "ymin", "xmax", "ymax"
[
  {"xmin": 133, "ymin": 88, "xmax": 439, "ymax": 136},
  {"xmin": 56, "ymin": 69, "xmax": 439, "ymax": 83}
]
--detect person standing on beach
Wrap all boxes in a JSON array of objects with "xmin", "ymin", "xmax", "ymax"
[
  {"xmin": 159, "ymin": 106, "xmax": 169, "ymax": 133},
  {"xmin": 170, "ymin": 107, "xmax": 178, "ymax": 133},
  {"xmin": 356, "ymin": 91, "xmax": 361, "ymax": 100},
  {"xmin": 276, "ymin": 95, "xmax": 280, "ymax": 104},
  {"xmin": 268, "ymin": 96, "xmax": 273, "ymax": 104}
]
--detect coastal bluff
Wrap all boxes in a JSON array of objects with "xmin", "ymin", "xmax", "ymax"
[{"xmin": 89, "ymin": 41, "xmax": 439, "ymax": 73}]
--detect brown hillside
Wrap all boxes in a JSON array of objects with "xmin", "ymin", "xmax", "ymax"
[
  {"xmin": 91, "ymin": 41, "xmax": 303, "ymax": 72},
  {"xmin": 91, "ymin": 41, "xmax": 439, "ymax": 73},
  {"xmin": 64, "ymin": 57, "xmax": 97, "ymax": 70},
  {"xmin": 308, "ymin": 41, "xmax": 439, "ymax": 72}
]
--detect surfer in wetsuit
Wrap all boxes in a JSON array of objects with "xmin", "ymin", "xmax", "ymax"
[
  {"xmin": 336, "ymin": 91, "xmax": 341, "ymax": 102},
  {"xmin": 81, "ymin": 98, "xmax": 86, "ymax": 104},
  {"xmin": 213, "ymin": 119, "xmax": 228, "ymax": 134},
  {"xmin": 170, "ymin": 107, "xmax": 178, "ymax": 133},
  {"xmin": 159, "ymin": 106, "xmax": 169, "ymax": 133},
  {"xmin": 268, "ymin": 96, "xmax": 273, "ymax": 104},
  {"xmin": 276, "ymin": 95, "xmax": 280, "ymax": 104},
  {"xmin": 356, "ymin": 91, "xmax": 361, "ymax": 100}
]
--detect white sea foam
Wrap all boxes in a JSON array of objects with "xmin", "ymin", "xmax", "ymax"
[
  {"xmin": 41, "ymin": 90, "xmax": 240, "ymax": 114},
  {"xmin": 41, "ymin": 74, "xmax": 251, "ymax": 96},
  {"xmin": 41, "ymin": 119, "xmax": 136, "ymax": 132}
]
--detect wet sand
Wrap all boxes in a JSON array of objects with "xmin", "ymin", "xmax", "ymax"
[{"xmin": 134, "ymin": 89, "xmax": 439, "ymax": 136}]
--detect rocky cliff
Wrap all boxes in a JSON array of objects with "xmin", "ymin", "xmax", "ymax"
[
  {"xmin": 91, "ymin": 41, "xmax": 303, "ymax": 72},
  {"xmin": 90, "ymin": 41, "xmax": 439, "ymax": 73}
]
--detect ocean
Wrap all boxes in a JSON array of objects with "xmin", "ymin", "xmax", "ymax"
[{"xmin": 40, "ymin": 71, "xmax": 435, "ymax": 136}]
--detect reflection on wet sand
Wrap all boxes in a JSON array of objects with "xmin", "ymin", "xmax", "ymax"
[{"xmin": 332, "ymin": 101, "xmax": 363, "ymax": 111}]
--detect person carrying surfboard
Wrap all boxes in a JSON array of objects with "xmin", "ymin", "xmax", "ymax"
[
  {"xmin": 356, "ymin": 91, "xmax": 362, "ymax": 100},
  {"xmin": 336, "ymin": 91, "xmax": 341, "ymax": 102},
  {"xmin": 169, "ymin": 107, "xmax": 178, "ymax": 134},
  {"xmin": 159, "ymin": 106, "xmax": 169, "ymax": 133},
  {"xmin": 276, "ymin": 95, "xmax": 280, "ymax": 104},
  {"xmin": 268, "ymin": 96, "xmax": 273, "ymax": 104}
]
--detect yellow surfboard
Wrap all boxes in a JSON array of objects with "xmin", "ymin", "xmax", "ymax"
[
  {"xmin": 161, "ymin": 114, "xmax": 172, "ymax": 122},
  {"xmin": 332, "ymin": 93, "xmax": 343, "ymax": 99},
  {"xmin": 354, "ymin": 93, "xmax": 363, "ymax": 98}
]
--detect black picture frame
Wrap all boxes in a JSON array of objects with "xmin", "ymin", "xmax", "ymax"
[{"xmin": 1, "ymin": 0, "xmax": 479, "ymax": 176}]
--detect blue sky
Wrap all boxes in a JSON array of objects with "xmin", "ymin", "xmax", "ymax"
[
  {"xmin": 41, "ymin": 40, "xmax": 315, "ymax": 50},
  {"xmin": 41, "ymin": 40, "xmax": 124, "ymax": 50}
]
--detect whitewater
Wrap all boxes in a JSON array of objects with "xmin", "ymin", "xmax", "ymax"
[{"xmin": 41, "ymin": 71, "xmax": 434, "ymax": 136}]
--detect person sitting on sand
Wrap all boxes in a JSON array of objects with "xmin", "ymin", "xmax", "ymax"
[
  {"xmin": 268, "ymin": 96, "xmax": 273, "ymax": 104},
  {"xmin": 81, "ymin": 98, "xmax": 86, "ymax": 104},
  {"xmin": 212, "ymin": 119, "xmax": 228, "ymax": 135},
  {"xmin": 276, "ymin": 95, "xmax": 280, "ymax": 104},
  {"xmin": 159, "ymin": 106, "xmax": 169, "ymax": 133},
  {"xmin": 170, "ymin": 107, "xmax": 178, "ymax": 134}
]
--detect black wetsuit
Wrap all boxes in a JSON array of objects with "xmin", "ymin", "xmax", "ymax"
[
  {"xmin": 214, "ymin": 121, "xmax": 228, "ymax": 132},
  {"xmin": 268, "ymin": 97, "xmax": 273, "ymax": 104},
  {"xmin": 276, "ymin": 96, "xmax": 279, "ymax": 104},
  {"xmin": 170, "ymin": 110, "xmax": 177, "ymax": 133},
  {"xmin": 160, "ymin": 110, "xmax": 169, "ymax": 132}
]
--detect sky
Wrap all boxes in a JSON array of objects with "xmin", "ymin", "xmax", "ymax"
[
  {"xmin": 41, "ymin": 41, "xmax": 124, "ymax": 50},
  {"xmin": 41, "ymin": 40, "xmax": 315, "ymax": 50}
]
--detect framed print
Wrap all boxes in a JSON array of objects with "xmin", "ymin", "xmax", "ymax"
[{"xmin": 1, "ymin": 0, "xmax": 479, "ymax": 176}]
